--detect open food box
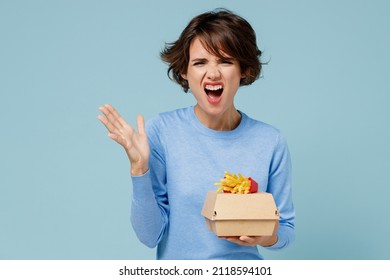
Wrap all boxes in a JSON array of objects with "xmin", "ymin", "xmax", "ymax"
[{"xmin": 201, "ymin": 172, "xmax": 279, "ymax": 237}]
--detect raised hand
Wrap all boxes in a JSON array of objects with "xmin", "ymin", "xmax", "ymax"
[{"xmin": 98, "ymin": 104, "xmax": 150, "ymax": 175}]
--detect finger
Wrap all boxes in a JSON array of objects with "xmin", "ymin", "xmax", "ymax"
[
  {"xmin": 136, "ymin": 115, "xmax": 146, "ymax": 135},
  {"xmin": 104, "ymin": 104, "xmax": 124, "ymax": 122},
  {"xmin": 103, "ymin": 104, "xmax": 131, "ymax": 130},
  {"xmin": 99, "ymin": 105, "xmax": 123, "ymax": 131},
  {"xmin": 239, "ymin": 236, "xmax": 255, "ymax": 243},
  {"xmin": 108, "ymin": 133, "xmax": 127, "ymax": 147},
  {"xmin": 225, "ymin": 237, "xmax": 248, "ymax": 246},
  {"xmin": 98, "ymin": 106, "xmax": 116, "ymax": 125},
  {"xmin": 104, "ymin": 104, "xmax": 119, "ymax": 120},
  {"xmin": 97, "ymin": 114, "xmax": 117, "ymax": 133},
  {"xmin": 98, "ymin": 104, "xmax": 112, "ymax": 117}
]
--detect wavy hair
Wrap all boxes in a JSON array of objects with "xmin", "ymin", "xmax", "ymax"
[{"xmin": 160, "ymin": 8, "xmax": 263, "ymax": 92}]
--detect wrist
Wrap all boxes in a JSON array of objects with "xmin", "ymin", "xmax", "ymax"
[
  {"xmin": 263, "ymin": 235, "xmax": 278, "ymax": 247},
  {"xmin": 130, "ymin": 164, "xmax": 149, "ymax": 176}
]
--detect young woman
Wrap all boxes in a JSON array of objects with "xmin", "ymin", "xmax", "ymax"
[{"xmin": 98, "ymin": 9, "xmax": 295, "ymax": 260}]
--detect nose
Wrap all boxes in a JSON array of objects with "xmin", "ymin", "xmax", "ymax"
[{"xmin": 207, "ymin": 65, "xmax": 221, "ymax": 80}]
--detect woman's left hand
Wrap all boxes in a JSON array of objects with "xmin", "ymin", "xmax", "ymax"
[{"xmin": 223, "ymin": 220, "xmax": 279, "ymax": 247}]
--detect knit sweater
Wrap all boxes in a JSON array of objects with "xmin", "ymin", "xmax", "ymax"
[{"xmin": 131, "ymin": 106, "xmax": 295, "ymax": 259}]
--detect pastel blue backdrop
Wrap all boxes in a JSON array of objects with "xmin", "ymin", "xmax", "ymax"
[{"xmin": 1, "ymin": 0, "xmax": 389, "ymax": 259}]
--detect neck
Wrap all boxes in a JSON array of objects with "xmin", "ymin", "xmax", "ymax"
[{"xmin": 194, "ymin": 105, "xmax": 242, "ymax": 131}]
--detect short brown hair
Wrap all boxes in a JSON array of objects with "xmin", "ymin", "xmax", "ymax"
[{"xmin": 160, "ymin": 8, "xmax": 263, "ymax": 92}]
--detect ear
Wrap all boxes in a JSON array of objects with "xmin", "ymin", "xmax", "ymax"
[{"xmin": 181, "ymin": 73, "xmax": 187, "ymax": 80}]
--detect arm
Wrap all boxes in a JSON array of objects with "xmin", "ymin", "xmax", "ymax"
[
  {"xmin": 225, "ymin": 133, "xmax": 295, "ymax": 249},
  {"xmin": 98, "ymin": 104, "xmax": 168, "ymax": 247},
  {"xmin": 131, "ymin": 122, "xmax": 169, "ymax": 248},
  {"xmin": 265, "ymin": 133, "xmax": 295, "ymax": 249}
]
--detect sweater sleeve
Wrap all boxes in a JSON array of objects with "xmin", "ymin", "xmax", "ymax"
[
  {"xmin": 265, "ymin": 133, "xmax": 295, "ymax": 250},
  {"xmin": 130, "ymin": 118, "xmax": 169, "ymax": 248}
]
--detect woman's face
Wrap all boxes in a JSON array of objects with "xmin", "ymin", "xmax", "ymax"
[{"xmin": 182, "ymin": 37, "xmax": 243, "ymax": 125}]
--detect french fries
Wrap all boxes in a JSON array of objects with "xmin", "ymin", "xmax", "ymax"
[{"xmin": 214, "ymin": 171, "xmax": 258, "ymax": 194}]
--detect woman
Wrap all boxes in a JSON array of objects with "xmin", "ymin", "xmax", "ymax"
[{"xmin": 98, "ymin": 9, "xmax": 295, "ymax": 259}]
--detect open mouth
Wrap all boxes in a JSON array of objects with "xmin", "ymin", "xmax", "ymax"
[{"xmin": 204, "ymin": 84, "xmax": 223, "ymax": 104}]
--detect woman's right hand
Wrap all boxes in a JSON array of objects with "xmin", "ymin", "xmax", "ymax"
[{"xmin": 98, "ymin": 104, "xmax": 150, "ymax": 176}]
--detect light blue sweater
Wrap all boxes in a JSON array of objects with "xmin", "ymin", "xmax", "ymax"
[{"xmin": 131, "ymin": 106, "xmax": 295, "ymax": 259}]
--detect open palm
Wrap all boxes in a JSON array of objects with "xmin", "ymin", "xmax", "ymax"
[{"xmin": 98, "ymin": 104, "xmax": 150, "ymax": 175}]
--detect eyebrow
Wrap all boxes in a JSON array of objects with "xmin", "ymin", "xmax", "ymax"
[
  {"xmin": 190, "ymin": 57, "xmax": 234, "ymax": 63},
  {"xmin": 190, "ymin": 58, "xmax": 208, "ymax": 63},
  {"xmin": 217, "ymin": 57, "xmax": 234, "ymax": 62}
]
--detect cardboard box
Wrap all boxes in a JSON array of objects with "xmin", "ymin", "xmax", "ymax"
[{"xmin": 201, "ymin": 191, "xmax": 279, "ymax": 237}]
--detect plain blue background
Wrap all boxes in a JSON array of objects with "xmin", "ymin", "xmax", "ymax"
[{"xmin": 1, "ymin": 0, "xmax": 389, "ymax": 259}]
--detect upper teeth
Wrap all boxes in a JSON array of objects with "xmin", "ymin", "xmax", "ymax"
[{"xmin": 205, "ymin": 85, "xmax": 223, "ymax": 91}]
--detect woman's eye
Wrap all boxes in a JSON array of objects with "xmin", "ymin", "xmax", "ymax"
[
  {"xmin": 221, "ymin": 60, "xmax": 233, "ymax": 64},
  {"xmin": 193, "ymin": 62, "xmax": 204, "ymax": 66}
]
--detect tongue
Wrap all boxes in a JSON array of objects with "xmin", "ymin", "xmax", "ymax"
[{"xmin": 207, "ymin": 89, "xmax": 223, "ymax": 100}]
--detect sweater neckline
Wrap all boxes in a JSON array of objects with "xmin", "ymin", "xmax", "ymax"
[{"xmin": 187, "ymin": 106, "xmax": 248, "ymax": 139}]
